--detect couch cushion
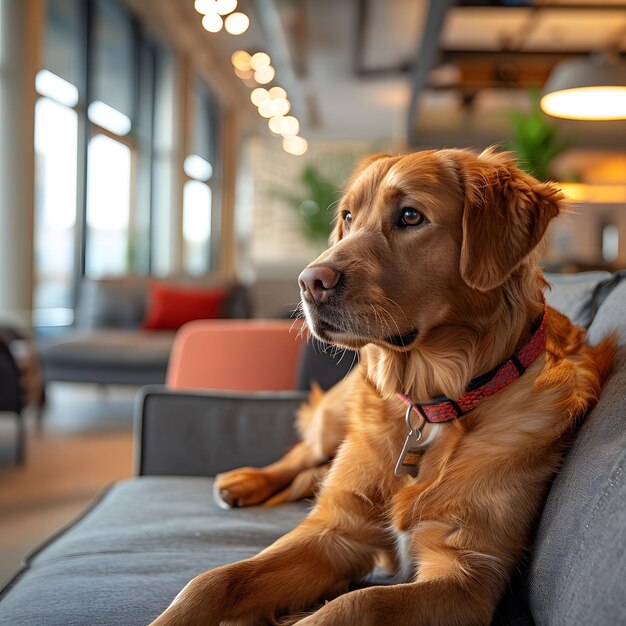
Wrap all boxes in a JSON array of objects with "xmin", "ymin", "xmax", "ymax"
[
  {"xmin": 40, "ymin": 331, "xmax": 174, "ymax": 368},
  {"xmin": 39, "ymin": 330, "xmax": 174, "ymax": 385},
  {"xmin": 528, "ymin": 275, "xmax": 626, "ymax": 626},
  {"xmin": 76, "ymin": 278, "xmax": 150, "ymax": 330},
  {"xmin": 0, "ymin": 477, "xmax": 310, "ymax": 626},
  {"xmin": 543, "ymin": 271, "xmax": 613, "ymax": 328},
  {"xmin": 141, "ymin": 285, "xmax": 227, "ymax": 330}
]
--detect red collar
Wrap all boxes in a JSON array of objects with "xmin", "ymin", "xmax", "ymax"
[{"xmin": 398, "ymin": 307, "xmax": 548, "ymax": 423}]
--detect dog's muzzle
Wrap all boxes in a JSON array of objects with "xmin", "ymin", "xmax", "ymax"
[{"xmin": 298, "ymin": 265, "xmax": 342, "ymax": 306}]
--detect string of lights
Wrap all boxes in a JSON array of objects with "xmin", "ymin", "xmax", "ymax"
[{"xmin": 194, "ymin": 1, "xmax": 308, "ymax": 155}]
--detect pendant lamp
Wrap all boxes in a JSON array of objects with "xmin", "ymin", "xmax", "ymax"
[{"xmin": 540, "ymin": 54, "xmax": 626, "ymax": 121}]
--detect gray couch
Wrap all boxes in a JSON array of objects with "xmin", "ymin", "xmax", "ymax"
[
  {"xmin": 1, "ymin": 272, "xmax": 625, "ymax": 625},
  {"xmin": 38, "ymin": 276, "xmax": 251, "ymax": 387}
]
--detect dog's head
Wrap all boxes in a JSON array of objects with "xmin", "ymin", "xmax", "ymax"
[{"xmin": 298, "ymin": 148, "xmax": 564, "ymax": 398}]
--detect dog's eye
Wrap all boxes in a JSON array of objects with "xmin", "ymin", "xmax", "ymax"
[
  {"xmin": 400, "ymin": 208, "xmax": 424, "ymax": 227},
  {"xmin": 343, "ymin": 211, "xmax": 352, "ymax": 224}
]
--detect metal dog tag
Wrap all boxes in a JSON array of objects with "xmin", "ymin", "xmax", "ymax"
[
  {"xmin": 394, "ymin": 430, "xmax": 424, "ymax": 477},
  {"xmin": 394, "ymin": 403, "xmax": 426, "ymax": 478}
]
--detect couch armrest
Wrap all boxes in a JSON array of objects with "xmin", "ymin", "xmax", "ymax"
[{"xmin": 134, "ymin": 386, "xmax": 308, "ymax": 477}]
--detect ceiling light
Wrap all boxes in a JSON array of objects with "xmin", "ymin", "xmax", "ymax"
[
  {"xmin": 184, "ymin": 155, "xmax": 213, "ymax": 181},
  {"xmin": 272, "ymin": 97, "xmax": 290, "ymax": 116},
  {"xmin": 268, "ymin": 86, "xmax": 286, "ymax": 100},
  {"xmin": 224, "ymin": 11, "xmax": 249, "ymax": 35},
  {"xmin": 541, "ymin": 55, "xmax": 626, "ymax": 121},
  {"xmin": 279, "ymin": 115, "xmax": 299, "ymax": 137},
  {"xmin": 558, "ymin": 182, "xmax": 626, "ymax": 204},
  {"xmin": 231, "ymin": 50, "xmax": 251, "ymax": 71},
  {"xmin": 541, "ymin": 87, "xmax": 626, "ymax": 121},
  {"xmin": 254, "ymin": 65, "xmax": 275, "ymax": 85},
  {"xmin": 250, "ymin": 87, "xmax": 270, "ymax": 106},
  {"xmin": 87, "ymin": 101, "xmax": 132, "ymax": 136},
  {"xmin": 35, "ymin": 69, "xmax": 79, "ymax": 107},
  {"xmin": 250, "ymin": 52, "xmax": 271, "ymax": 71},
  {"xmin": 283, "ymin": 136, "xmax": 308, "ymax": 156},
  {"xmin": 194, "ymin": 0, "xmax": 218, "ymax": 14},
  {"xmin": 214, "ymin": 0, "xmax": 237, "ymax": 15},
  {"xmin": 202, "ymin": 12, "xmax": 223, "ymax": 32},
  {"xmin": 258, "ymin": 99, "xmax": 277, "ymax": 118},
  {"xmin": 234, "ymin": 67, "xmax": 253, "ymax": 80},
  {"xmin": 268, "ymin": 116, "xmax": 283, "ymax": 134}
]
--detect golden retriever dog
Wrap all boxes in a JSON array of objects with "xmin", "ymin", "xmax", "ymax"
[{"xmin": 151, "ymin": 148, "xmax": 614, "ymax": 626}]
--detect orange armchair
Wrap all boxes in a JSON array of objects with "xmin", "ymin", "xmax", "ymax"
[{"xmin": 166, "ymin": 319, "xmax": 306, "ymax": 392}]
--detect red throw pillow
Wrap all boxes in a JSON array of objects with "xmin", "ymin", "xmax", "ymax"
[{"xmin": 142, "ymin": 284, "xmax": 227, "ymax": 330}]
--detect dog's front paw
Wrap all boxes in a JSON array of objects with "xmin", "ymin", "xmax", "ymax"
[
  {"xmin": 213, "ymin": 467, "xmax": 280, "ymax": 508},
  {"xmin": 292, "ymin": 590, "xmax": 377, "ymax": 626}
]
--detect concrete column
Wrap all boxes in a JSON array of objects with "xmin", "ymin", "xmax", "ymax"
[{"xmin": 0, "ymin": 0, "xmax": 43, "ymax": 328}]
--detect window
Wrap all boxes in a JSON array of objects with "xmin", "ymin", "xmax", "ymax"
[
  {"xmin": 147, "ymin": 44, "xmax": 176, "ymax": 277},
  {"xmin": 183, "ymin": 180, "xmax": 212, "ymax": 275},
  {"xmin": 85, "ymin": 134, "xmax": 132, "ymax": 277},
  {"xmin": 84, "ymin": 0, "xmax": 136, "ymax": 278},
  {"xmin": 91, "ymin": 0, "xmax": 134, "ymax": 125},
  {"xmin": 33, "ymin": 0, "xmax": 81, "ymax": 325},
  {"xmin": 41, "ymin": 0, "xmax": 80, "ymax": 89},
  {"xmin": 33, "ymin": 97, "xmax": 78, "ymax": 322},
  {"xmin": 33, "ymin": 0, "xmax": 224, "ymax": 323},
  {"xmin": 182, "ymin": 78, "xmax": 219, "ymax": 275},
  {"xmin": 133, "ymin": 37, "xmax": 158, "ymax": 275}
]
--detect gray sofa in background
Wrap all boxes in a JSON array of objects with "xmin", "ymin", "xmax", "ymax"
[
  {"xmin": 1, "ymin": 271, "xmax": 624, "ymax": 625},
  {"xmin": 38, "ymin": 276, "xmax": 251, "ymax": 387}
]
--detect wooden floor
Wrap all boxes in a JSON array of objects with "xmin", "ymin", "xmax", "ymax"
[{"xmin": 0, "ymin": 384, "xmax": 136, "ymax": 586}]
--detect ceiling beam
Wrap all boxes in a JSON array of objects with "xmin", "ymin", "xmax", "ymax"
[
  {"xmin": 252, "ymin": 0, "xmax": 305, "ymax": 124},
  {"xmin": 354, "ymin": 0, "xmax": 377, "ymax": 77},
  {"xmin": 354, "ymin": 49, "xmax": 626, "ymax": 80},
  {"xmin": 407, "ymin": 0, "xmax": 456, "ymax": 147},
  {"xmin": 457, "ymin": 1, "xmax": 626, "ymax": 10},
  {"xmin": 443, "ymin": 50, "xmax": 626, "ymax": 59}
]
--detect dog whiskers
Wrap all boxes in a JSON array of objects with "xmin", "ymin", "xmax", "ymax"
[
  {"xmin": 369, "ymin": 303, "xmax": 404, "ymax": 346},
  {"xmin": 380, "ymin": 295, "xmax": 409, "ymax": 323}
]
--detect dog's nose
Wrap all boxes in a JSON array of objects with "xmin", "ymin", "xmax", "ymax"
[{"xmin": 298, "ymin": 266, "xmax": 341, "ymax": 305}]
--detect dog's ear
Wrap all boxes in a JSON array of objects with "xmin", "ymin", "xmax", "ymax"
[
  {"xmin": 458, "ymin": 148, "xmax": 564, "ymax": 291},
  {"xmin": 331, "ymin": 153, "xmax": 391, "ymax": 245}
]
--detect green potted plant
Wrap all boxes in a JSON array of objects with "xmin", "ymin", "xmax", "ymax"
[
  {"xmin": 506, "ymin": 88, "xmax": 571, "ymax": 182},
  {"xmin": 277, "ymin": 165, "xmax": 340, "ymax": 245}
]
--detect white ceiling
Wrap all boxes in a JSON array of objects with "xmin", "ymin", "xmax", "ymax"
[
  {"xmin": 128, "ymin": 0, "xmax": 626, "ymax": 148},
  {"xmin": 442, "ymin": 6, "xmax": 626, "ymax": 51},
  {"xmin": 277, "ymin": 0, "xmax": 626, "ymax": 144},
  {"xmin": 295, "ymin": 0, "xmax": 410, "ymax": 142}
]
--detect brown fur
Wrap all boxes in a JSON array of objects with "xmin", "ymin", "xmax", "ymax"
[{"xmin": 151, "ymin": 148, "xmax": 614, "ymax": 626}]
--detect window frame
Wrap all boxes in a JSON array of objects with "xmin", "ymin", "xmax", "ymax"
[
  {"xmin": 182, "ymin": 74, "xmax": 222, "ymax": 276},
  {"xmin": 34, "ymin": 0, "xmax": 225, "ymax": 323}
]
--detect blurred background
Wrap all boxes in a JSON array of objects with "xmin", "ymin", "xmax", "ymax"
[{"xmin": 0, "ymin": 0, "xmax": 625, "ymax": 585}]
